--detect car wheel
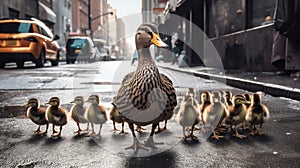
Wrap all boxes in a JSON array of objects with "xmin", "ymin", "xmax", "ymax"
[
  {"xmin": 16, "ymin": 61, "xmax": 24, "ymax": 68},
  {"xmin": 36, "ymin": 49, "xmax": 45, "ymax": 68},
  {"xmin": 0, "ymin": 62, "xmax": 5, "ymax": 68},
  {"xmin": 51, "ymin": 52, "xmax": 59, "ymax": 66}
]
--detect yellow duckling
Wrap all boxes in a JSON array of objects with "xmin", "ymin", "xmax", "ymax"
[
  {"xmin": 204, "ymin": 91, "xmax": 229, "ymax": 140},
  {"xmin": 245, "ymin": 93, "xmax": 270, "ymax": 136},
  {"xmin": 199, "ymin": 91, "xmax": 213, "ymax": 128},
  {"xmin": 85, "ymin": 95, "xmax": 107, "ymax": 136},
  {"xmin": 178, "ymin": 94, "xmax": 200, "ymax": 140},
  {"xmin": 26, "ymin": 98, "xmax": 49, "ymax": 135},
  {"xmin": 45, "ymin": 97, "xmax": 68, "ymax": 137},
  {"xmin": 110, "ymin": 97, "xmax": 127, "ymax": 134},
  {"xmin": 225, "ymin": 95, "xmax": 250, "ymax": 139},
  {"xmin": 70, "ymin": 96, "xmax": 89, "ymax": 134}
]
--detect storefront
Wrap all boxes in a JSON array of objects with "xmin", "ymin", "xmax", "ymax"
[{"xmin": 163, "ymin": 0, "xmax": 276, "ymax": 71}]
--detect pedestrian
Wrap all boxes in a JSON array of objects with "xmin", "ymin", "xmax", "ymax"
[
  {"xmin": 271, "ymin": 0, "xmax": 300, "ymax": 78},
  {"xmin": 131, "ymin": 49, "xmax": 138, "ymax": 66},
  {"xmin": 171, "ymin": 32, "xmax": 183, "ymax": 65}
]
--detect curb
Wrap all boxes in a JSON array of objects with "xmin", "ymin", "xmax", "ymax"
[{"xmin": 159, "ymin": 65, "xmax": 300, "ymax": 101}]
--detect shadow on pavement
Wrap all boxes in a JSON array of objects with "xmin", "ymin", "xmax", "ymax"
[
  {"xmin": 111, "ymin": 133, "xmax": 127, "ymax": 141},
  {"xmin": 180, "ymin": 138, "xmax": 200, "ymax": 147},
  {"xmin": 124, "ymin": 150, "xmax": 177, "ymax": 168},
  {"xmin": 43, "ymin": 136, "xmax": 63, "ymax": 145},
  {"xmin": 26, "ymin": 134, "xmax": 47, "ymax": 144},
  {"xmin": 72, "ymin": 132, "xmax": 89, "ymax": 140}
]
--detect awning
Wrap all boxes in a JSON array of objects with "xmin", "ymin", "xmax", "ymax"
[{"xmin": 39, "ymin": 2, "xmax": 56, "ymax": 24}]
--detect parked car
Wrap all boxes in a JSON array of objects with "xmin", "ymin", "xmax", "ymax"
[
  {"xmin": 65, "ymin": 36, "xmax": 100, "ymax": 64},
  {"xmin": 0, "ymin": 18, "xmax": 60, "ymax": 68},
  {"xmin": 99, "ymin": 48, "xmax": 109, "ymax": 61}
]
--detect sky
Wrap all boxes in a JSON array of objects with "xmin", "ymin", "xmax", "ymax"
[
  {"xmin": 108, "ymin": 0, "xmax": 141, "ymax": 18},
  {"xmin": 107, "ymin": 0, "xmax": 143, "ymax": 49}
]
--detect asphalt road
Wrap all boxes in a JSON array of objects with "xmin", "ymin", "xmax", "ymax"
[{"xmin": 0, "ymin": 61, "xmax": 299, "ymax": 167}]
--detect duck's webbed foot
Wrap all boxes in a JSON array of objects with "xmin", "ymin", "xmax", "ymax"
[
  {"xmin": 33, "ymin": 126, "xmax": 41, "ymax": 133},
  {"xmin": 135, "ymin": 126, "xmax": 146, "ymax": 132},
  {"xmin": 144, "ymin": 136, "xmax": 164, "ymax": 149},
  {"xmin": 211, "ymin": 131, "xmax": 224, "ymax": 140},
  {"xmin": 233, "ymin": 129, "xmax": 246, "ymax": 139},
  {"xmin": 125, "ymin": 137, "xmax": 148, "ymax": 152}
]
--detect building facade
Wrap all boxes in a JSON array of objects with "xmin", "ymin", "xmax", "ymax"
[
  {"xmin": 161, "ymin": 0, "xmax": 276, "ymax": 71},
  {"xmin": 0, "ymin": 0, "xmax": 38, "ymax": 19},
  {"xmin": 53, "ymin": 0, "xmax": 72, "ymax": 47}
]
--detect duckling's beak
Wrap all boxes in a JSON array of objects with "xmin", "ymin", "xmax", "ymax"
[
  {"xmin": 151, "ymin": 32, "xmax": 168, "ymax": 48},
  {"xmin": 44, "ymin": 101, "xmax": 50, "ymax": 105},
  {"xmin": 244, "ymin": 101, "xmax": 251, "ymax": 105}
]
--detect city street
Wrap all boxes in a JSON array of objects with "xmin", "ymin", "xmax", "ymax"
[{"xmin": 0, "ymin": 61, "xmax": 299, "ymax": 167}]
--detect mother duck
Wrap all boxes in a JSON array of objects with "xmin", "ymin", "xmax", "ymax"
[{"xmin": 114, "ymin": 24, "xmax": 177, "ymax": 151}]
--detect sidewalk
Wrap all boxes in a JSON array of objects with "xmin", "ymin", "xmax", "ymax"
[{"xmin": 157, "ymin": 62, "xmax": 300, "ymax": 101}]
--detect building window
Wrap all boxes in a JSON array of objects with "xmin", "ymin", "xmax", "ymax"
[
  {"xmin": 248, "ymin": 0, "xmax": 276, "ymax": 28},
  {"xmin": 9, "ymin": 8, "xmax": 19, "ymax": 18},
  {"xmin": 206, "ymin": 0, "xmax": 246, "ymax": 38}
]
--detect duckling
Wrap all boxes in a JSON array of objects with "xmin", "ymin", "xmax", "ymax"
[
  {"xmin": 204, "ymin": 92, "xmax": 229, "ymax": 140},
  {"xmin": 225, "ymin": 95, "xmax": 250, "ymax": 139},
  {"xmin": 224, "ymin": 91, "xmax": 233, "ymax": 108},
  {"xmin": 242, "ymin": 93, "xmax": 252, "ymax": 130},
  {"xmin": 85, "ymin": 95, "xmax": 107, "ymax": 137},
  {"xmin": 187, "ymin": 87, "xmax": 196, "ymax": 97},
  {"xmin": 114, "ymin": 24, "xmax": 176, "ymax": 151},
  {"xmin": 110, "ymin": 97, "xmax": 127, "ymax": 134},
  {"xmin": 245, "ymin": 93, "xmax": 270, "ymax": 136},
  {"xmin": 26, "ymin": 98, "xmax": 49, "ymax": 135},
  {"xmin": 178, "ymin": 94, "xmax": 200, "ymax": 140},
  {"xmin": 45, "ymin": 97, "xmax": 68, "ymax": 137},
  {"xmin": 70, "ymin": 96, "xmax": 89, "ymax": 134},
  {"xmin": 199, "ymin": 91, "xmax": 213, "ymax": 128}
]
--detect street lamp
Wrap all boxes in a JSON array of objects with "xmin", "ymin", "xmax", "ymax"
[{"xmin": 91, "ymin": 12, "xmax": 113, "ymax": 22}]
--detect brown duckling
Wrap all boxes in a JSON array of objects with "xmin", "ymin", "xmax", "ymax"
[
  {"xmin": 178, "ymin": 94, "xmax": 200, "ymax": 140},
  {"xmin": 245, "ymin": 93, "xmax": 270, "ymax": 136},
  {"xmin": 242, "ymin": 93, "xmax": 252, "ymax": 130},
  {"xmin": 45, "ymin": 97, "xmax": 68, "ymax": 137},
  {"xmin": 224, "ymin": 91, "xmax": 233, "ymax": 108},
  {"xmin": 26, "ymin": 98, "xmax": 49, "ymax": 135},
  {"xmin": 199, "ymin": 91, "xmax": 213, "ymax": 128},
  {"xmin": 85, "ymin": 95, "xmax": 107, "ymax": 137},
  {"xmin": 225, "ymin": 95, "xmax": 250, "ymax": 139},
  {"xmin": 110, "ymin": 97, "xmax": 127, "ymax": 134},
  {"xmin": 70, "ymin": 96, "xmax": 89, "ymax": 134}
]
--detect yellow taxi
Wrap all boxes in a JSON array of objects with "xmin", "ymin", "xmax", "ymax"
[{"xmin": 0, "ymin": 18, "xmax": 60, "ymax": 68}]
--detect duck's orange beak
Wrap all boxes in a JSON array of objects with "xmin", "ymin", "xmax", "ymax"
[{"xmin": 151, "ymin": 32, "xmax": 168, "ymax": 48}]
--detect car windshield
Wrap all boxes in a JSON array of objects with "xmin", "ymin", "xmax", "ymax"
[
  {"xmin": 0, "ymin": 22, "xmax": 33, "ymax": 33},
  {"xmin": 67, "ymin": 39, "xmax": 88, "ymax": 49}
]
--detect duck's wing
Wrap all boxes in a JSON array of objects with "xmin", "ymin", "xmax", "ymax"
[
  {"xmin": 261, "ymin": 104, "xmax": 270, "ymax": 119},
  {"xmin": 160, "ymin": 73, "xmax": 173, "ymax": 85},
  {"xmin": 98, "ymin": 105, "xmax": 108, "ymax": 120},
  {"xmin": 122, "ymin": 72, "xmax": 134, "ymax": 86}
]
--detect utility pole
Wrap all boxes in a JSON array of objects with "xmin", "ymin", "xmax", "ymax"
[{"xmin": 88, "ymin": 0, "xmax": 92, "ymax": 32}]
